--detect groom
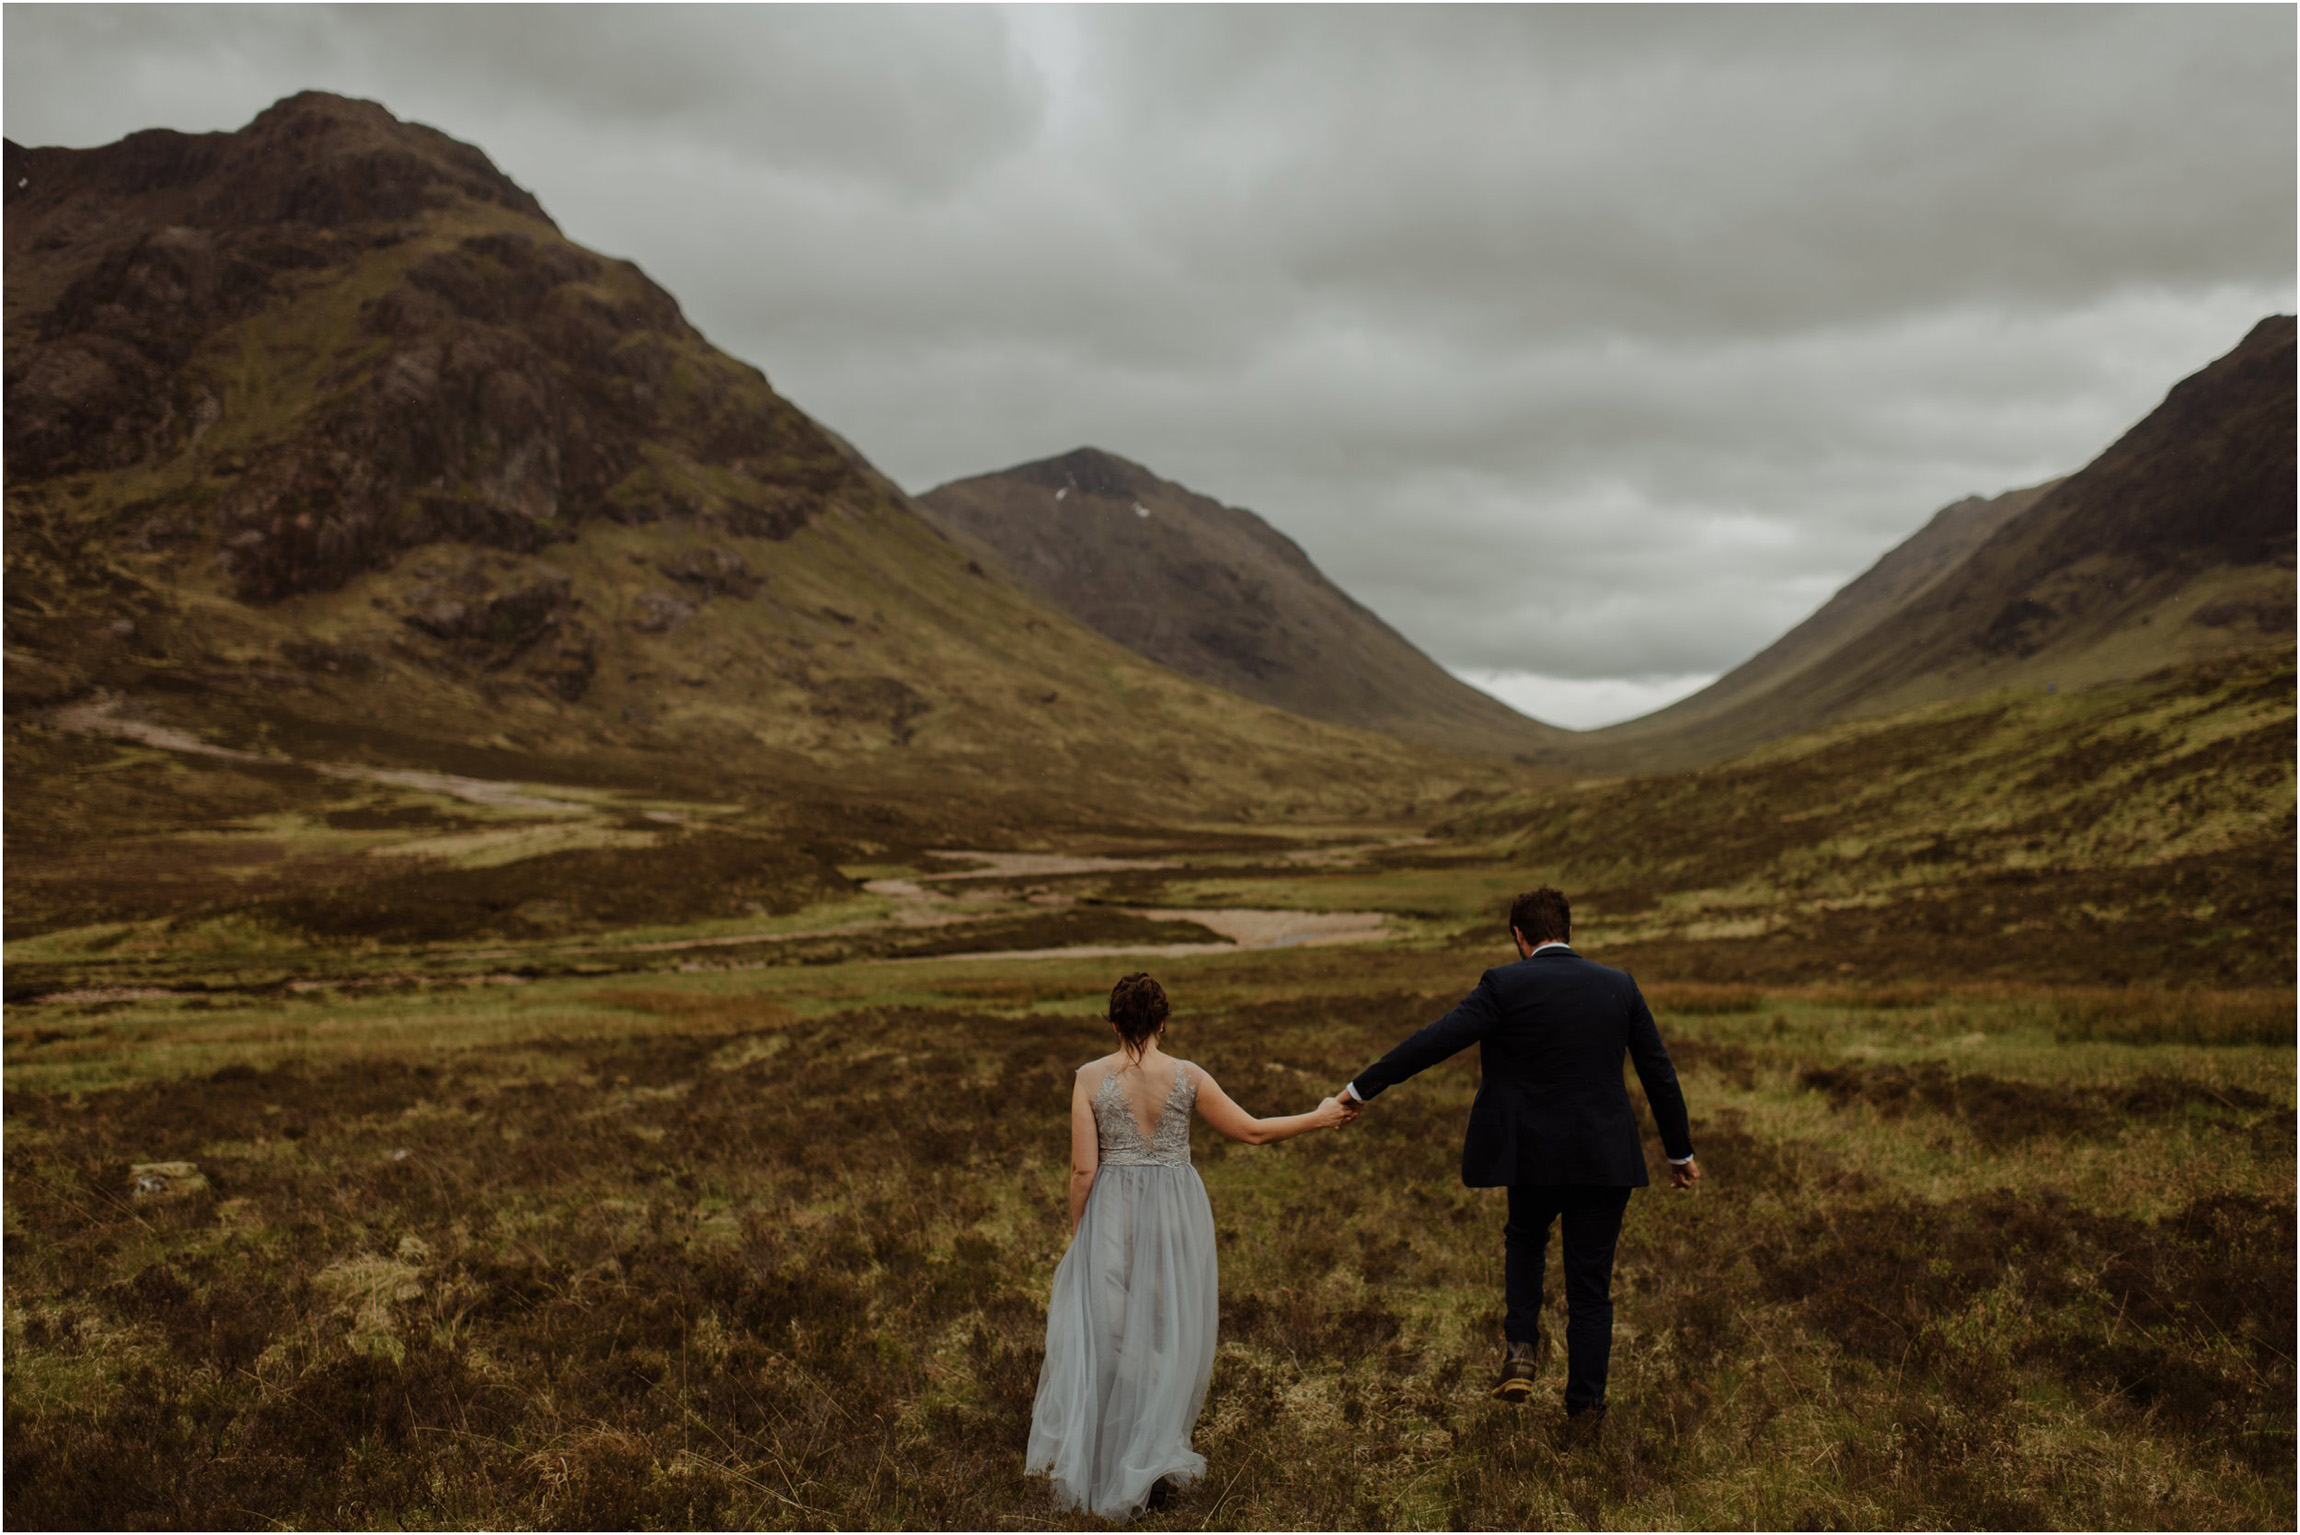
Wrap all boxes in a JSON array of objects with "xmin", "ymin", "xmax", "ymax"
[{"xmin": 1337, "ymin": 886, "xmax": 1697, "ymax": 1423}]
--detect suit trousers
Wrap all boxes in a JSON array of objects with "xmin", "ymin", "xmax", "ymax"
[{"xmin": 1503, "ymin": 1183, "xmax": 1634, "ymax": 1414}]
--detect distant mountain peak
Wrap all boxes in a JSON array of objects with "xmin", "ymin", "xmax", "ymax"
[
  {"xmin": 4, "ymin": 91, "xmax": 837, "ymax": 603},
  {"xmin": 244, "ymin": 88, "xmax": 407, "ymax": 137},
  {"xmin": 6, "ymin": 89, "xmax": 550, "ymax": 231},
  {"xmin": 922, "ymin": 452, "xmax": 1565, "ymax": 755},
  {"xmin": 2243, "ymin": 312, "xmax": 2298, "ymax": 347},
  {"xmin": 1002, "ymin": 446, "xmax": 1154, "ymax": 501}
]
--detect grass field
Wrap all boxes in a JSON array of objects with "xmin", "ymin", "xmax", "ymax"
[
  {"xmin": 5, "ymin": 923, "xmax": 2291, "ymax": 1530},
  {"xmin": 5, "ymin": 653, "xmax": 2292, "ymax": 1528}
]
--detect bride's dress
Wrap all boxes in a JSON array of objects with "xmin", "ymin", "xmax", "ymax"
[{"xmin": 1026, "ymin": 1061, "xmax": 1220, "ymax": 1519}]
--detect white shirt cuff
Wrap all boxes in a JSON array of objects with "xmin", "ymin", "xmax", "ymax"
[{"xmin": 1667, "ymin": 1153, "xmax": 1695, "ymax": 1164}]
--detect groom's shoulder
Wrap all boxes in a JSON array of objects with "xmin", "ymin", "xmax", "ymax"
[
  {"xmin": 1573, "ymin": 953, "xmax": 1642, "ymax": 993},
  {"xmin": 1493, "ymin": 952, "xmax": 1637, "ymax": 986}
]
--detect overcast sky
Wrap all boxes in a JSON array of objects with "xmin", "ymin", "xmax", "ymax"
[{"xmin": 7, "ymin": 4, "xmax": 2293, "ymax": 727}]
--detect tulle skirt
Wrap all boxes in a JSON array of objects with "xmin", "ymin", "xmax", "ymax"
[{"xmin": 1026, "ymin": 1163, "xmax": 1221, "ymax": 1521}]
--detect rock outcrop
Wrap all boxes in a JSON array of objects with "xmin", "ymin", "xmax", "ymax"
[{"xmin": 6, "ymin": 92, "xmax": 852, "ymax": 606}]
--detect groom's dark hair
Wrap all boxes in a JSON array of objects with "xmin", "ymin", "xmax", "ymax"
[{"xmin": 1508, "ymin": 887, "xmax": 1571, "ymax": 945}]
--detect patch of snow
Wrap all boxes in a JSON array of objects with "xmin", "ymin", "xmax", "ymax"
[
  {"xmin": 1134, "ymin": 503, "xmax": 1151, "ymax": 518},
  {"xmin": 1054, "ymin": 487, "xmax": 1068, "ymax": 501}
]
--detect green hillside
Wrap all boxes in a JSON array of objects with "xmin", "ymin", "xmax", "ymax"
[
  {"xmin": 1597, "ymin": 481, "xmax": 2055, "ymax": 751},
  {"xmin": 1591, "ymin": 318, "xmax": 2295, "ymax": 770},
  {"xmin": 1438, "ymin": 650, "xmax": 2294, "ymax": 986},
  {"xmin": 4, "ymin": 94, "xmax": 1525, "ymax": 945}
]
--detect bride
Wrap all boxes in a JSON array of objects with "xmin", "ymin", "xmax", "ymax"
[{"xmin": 1026, "ymin": 972, "xmax": 1352, "ymax": 1520}]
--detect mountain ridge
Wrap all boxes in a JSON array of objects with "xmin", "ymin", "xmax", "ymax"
[
  {"xmin": 8, "ymin": 89, "xmax": 2288, "ymax": 829},
  {"xmin": 920, "ymin": 446, "xmax": 1567, "ymax": 757},
  {"xmin": 1589, "ymin": 316, "xmax": 2297, "ymax": 767},
  {"xmin": 2, "ymin": 91, "xmax": 1514, "ymax": 855},
  {"xmin": 1596, "ymin": 480, "xmax": 2059, "ymax": 749}
]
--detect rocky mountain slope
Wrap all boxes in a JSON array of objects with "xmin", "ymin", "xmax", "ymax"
[
  {"xmin": 3, "ymin": 92, "xmax": 1510, "ymax": 865},
  {"xmin": 1593, "ymin": 317, "xmax": 2297, "ymax": 768},
  {"xmin": 1441, "ymin": 646, "xmax": 2294, "ymax": 986},
  {"xmin": 920, "ymin": 448, "xmax": 1566, "ymax": 757},
  {"xmin": 1604, "ymin": 480, "xmax": 2057, "ymax": 743}
]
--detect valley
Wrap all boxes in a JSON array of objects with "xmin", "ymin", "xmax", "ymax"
[
  {"xmin": 7, "ymin": 646, "xmax": 2293, "ymax": 1530},
  {"xmin": 4, "ymin": 89, "xmax": 2292, "ymax": 1532}
]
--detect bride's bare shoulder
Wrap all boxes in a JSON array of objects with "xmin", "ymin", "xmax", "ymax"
[{"xmin": 1075, "ymin": 1053, "xmax": 1122, "ymax": 1076}]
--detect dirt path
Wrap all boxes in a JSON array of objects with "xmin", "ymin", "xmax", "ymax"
[
  {"xmin": 897, "ymin": 906, "xmax": 1389, "ymax": 965},
  {"xmin": 22, "ymin": 897, "xmax": 1396, "ymax": 1002},
  {"xmin": 29, "ymin": 973, "xmax": 541, "ymax": 1006},
  {"xmin": 1126, "ymin": 906, "xmax": 1388, "ymax": 949},
  {"xmin": 906, "ymin": 940, "xmax": 1230, "ymax": 965},
  {"xmin": 912, "ymin": 850, "xmax": 1183, "ymax": 881},
  {"xmin": 912, "ymin": 840, "xmax": 1426, "ymax": 879},
  {"xmin": 55, "ymin": 694, "xmax": 592, "ymax": 812},
  {"xmin": 19, "ymin": 734, "xmax": 1402, "ymax": 999},
  {"xmin": 456, "ymin": 873, "xmax": 1394, "ymax": 968}
]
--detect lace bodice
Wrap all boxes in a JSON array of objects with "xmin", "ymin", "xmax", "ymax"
[{"xmin": 1091, "ymin": 1063, "xmax": 1197, "ymax": 1167}]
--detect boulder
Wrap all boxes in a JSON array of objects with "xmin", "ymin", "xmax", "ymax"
[
  {"xmin": 129, "ymin": 1161, "xmax": 208, "ymax": 1199},
  {"xmin": 630, "ymin": 590, "xmax": 697, "ymax": 634}
]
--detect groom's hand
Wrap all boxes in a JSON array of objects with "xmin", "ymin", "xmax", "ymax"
[
  {"xmin": 1670, "ymin": 1157, "xmax": 1701, "ymax": 1190},
  {"xmin": 1334, "ymin": 1086, "xmax": 1363, "ymax": 1123}
]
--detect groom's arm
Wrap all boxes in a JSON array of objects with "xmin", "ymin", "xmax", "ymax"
[
  {"xmin": 1625, "ymin": 980, "xmax": 1695, "ymax": 1162},
  {"xmin": 1344, "ymin": 976, "xmax": 1503, "ymax": 1104}
]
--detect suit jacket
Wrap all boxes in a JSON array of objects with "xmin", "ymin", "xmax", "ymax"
[{"xmin": 1351, "ymin": 946, "xmax": 1693, "ymax": 1188}]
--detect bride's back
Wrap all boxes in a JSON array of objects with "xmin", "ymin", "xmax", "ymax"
[
  {"xmin": 1086, "ymin": 1050, "xmax": 1197, "ymax": 1166},
  {"xmin": 1035, "ymin": 1009, "xmax": 1220, "ymax": 1518}
]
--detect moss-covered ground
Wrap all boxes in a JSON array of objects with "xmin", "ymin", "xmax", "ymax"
[
  {"xmin": 4, "ymin": 651, "xmax": 2291, "ymax": 1528},
  {"xmin": 3, "ymin": 954, "xmax": 2290, "ymax": 1529}
]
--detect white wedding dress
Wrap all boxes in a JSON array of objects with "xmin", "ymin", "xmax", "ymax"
[{"xmin": 1026, "ymin": 1061, "xmax": 1220, "ymax": 1520}]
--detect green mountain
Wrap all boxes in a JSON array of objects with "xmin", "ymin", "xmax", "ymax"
[
  {"xmin": 1593, "ymin": 317, "xmax": 2296, "ymax": 768},
  {"xmin": 1440, "ymin": 647, "xmax": 2295, "ymax": 986},
  {"xmin": 2, "ymin": 95, "xmax": 1504, "ymax": 837},
  {"xmin": 920, "ymin": 447, "xmax": 1565, "ymax": 756},
  {"xmin": 8, "ymin": 90, "xmax": 2288, "ymax": 976},
  {"xmin": 2, "ymin": 93, "xmax": 1531, "ymax": 944},
  {"xmin": 1434, "ymin": 319, "xmax": 2296, "ymax": 984}
]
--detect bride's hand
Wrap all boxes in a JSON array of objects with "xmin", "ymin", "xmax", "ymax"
[{"xmin": 1313, "ymin": 1095, "xmax": 1352, "ymax": 1129}]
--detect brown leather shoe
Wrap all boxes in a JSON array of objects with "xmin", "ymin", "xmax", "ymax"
[{"xmin": 1491, "ymin": 1339, "xmax": 1540, "ymax": 1402}]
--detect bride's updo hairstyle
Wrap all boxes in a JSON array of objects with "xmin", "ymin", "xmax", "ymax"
[{"xmin": 1107, "ymin": 972, "xmax": 1170, "ymax": 1059}]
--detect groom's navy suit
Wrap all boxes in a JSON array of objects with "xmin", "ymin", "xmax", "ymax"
[{"xmin": 1348, "ymin": 943, "xmax": 1694, "ymax": 1413}]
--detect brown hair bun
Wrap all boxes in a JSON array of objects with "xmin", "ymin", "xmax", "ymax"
[{"xmin": 1107, "ymin": 972, "xmax": 1170, "ymax": 1057}]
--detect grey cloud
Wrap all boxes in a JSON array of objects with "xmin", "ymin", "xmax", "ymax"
[
  {"xmin": 351, "ymin": 4, "xmax": 1047, "ymax": 196},
  {"xmin": 1086, "ymin": 6, "xmax": 2292, "ymax": 341},
  {"xmin": 7, "ymin": 3, "xmax": 1044, "ymax": 195},
  {"xmin": 3, "ymin": 4, "xmax": 2291, "ymax": 719}
]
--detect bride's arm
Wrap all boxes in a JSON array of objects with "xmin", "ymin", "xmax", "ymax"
[
  {"xmin": 1068, "ymin": 1068, "xmax": 1100, "ymax": 1230},
  {"xmin": 1192, "ymin": 1065, "xmax": 1350, "ymax": 1145}
]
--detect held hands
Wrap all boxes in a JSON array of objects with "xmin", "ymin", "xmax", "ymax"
[{"xmin": 1311, "ymin": 1086, "xmax": 1364, "ymax": 1131}]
